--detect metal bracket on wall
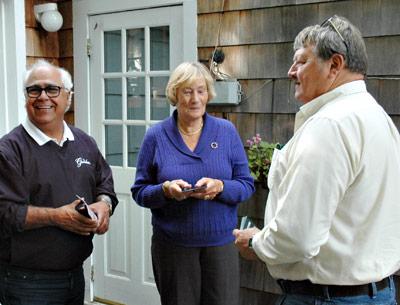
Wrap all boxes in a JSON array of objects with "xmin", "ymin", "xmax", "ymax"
[{"xmin": 208, "ymin": 80, "xmax": 241, "ymax": 105}]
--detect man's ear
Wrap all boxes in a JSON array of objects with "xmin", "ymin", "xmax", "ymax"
[
  {"xmin": 329, "ymin": 53, "xmax": 346, "ymax": 77},
  {"xmin": 68, "ymin": 91, "xmax": 74, "ymax": 103},
  {"xmin": 65, "ymin": 91, "xmax": 74, "ymax": 113}
]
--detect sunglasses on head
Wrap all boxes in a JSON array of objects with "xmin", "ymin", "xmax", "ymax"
[{"xmin": 320, "ymin": 16, "xmax": 349, "ymax": 54}]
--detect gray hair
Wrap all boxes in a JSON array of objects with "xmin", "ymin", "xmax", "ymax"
[
  {"xmin": 24, "ymin": 59, "xmax": 73, "ymax": 91},
  {"xmin": 165, "ymin": 62, "xmax": 216, "ymax": 106},
  {"xmin": 293, "ymin": 15, "xmax": 367, "ymax": 75},
  {"xmin": 24, "ymin": 60, "xmax": 74, "ymax": 110}
]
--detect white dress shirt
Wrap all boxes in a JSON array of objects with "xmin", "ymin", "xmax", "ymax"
[{"xmin": 252, "ymin": 80, "xmax": 400, "ymax": 285}]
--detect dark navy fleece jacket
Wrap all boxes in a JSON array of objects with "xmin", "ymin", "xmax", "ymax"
[{"xmin": 0, "ymin": 125, "xmax": 117, "ymax": 270}]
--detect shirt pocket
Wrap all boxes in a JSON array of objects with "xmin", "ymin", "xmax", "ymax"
[{"xmin": 267, "ymin": 148, "xmax": 285, "ymax": 192}]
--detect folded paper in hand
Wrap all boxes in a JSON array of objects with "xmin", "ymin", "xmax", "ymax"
[{"xmin": 240, "ymin": 216, "xmax": 256, "ymax": 230}]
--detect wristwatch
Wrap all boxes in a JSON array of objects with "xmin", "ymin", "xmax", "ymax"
[{"xmin": 97, "ymin": 194, "xmax": 113, "ymax": 216}]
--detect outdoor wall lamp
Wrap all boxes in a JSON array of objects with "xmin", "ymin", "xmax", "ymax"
[{"xmin": 34, "ymin": 3, "xmax": 63, "ymax": 32}]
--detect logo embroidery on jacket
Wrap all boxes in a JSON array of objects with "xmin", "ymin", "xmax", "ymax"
[{"xmin": 75, "ymin": 157, "xmax": 91, "ymax": 168}]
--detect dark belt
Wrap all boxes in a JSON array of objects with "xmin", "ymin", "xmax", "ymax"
[{"xmin": 277, "ymin": 277, "xmax": 391, "ymax": 298}]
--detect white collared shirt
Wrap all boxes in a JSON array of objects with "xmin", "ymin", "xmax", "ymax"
[
  {"xmin": 22, "ymin": 118, "xmax": 74, "ymax": 146},
  {"xmin": 252, "ymin": 80, "xmax": 400, "ymax": 285}
]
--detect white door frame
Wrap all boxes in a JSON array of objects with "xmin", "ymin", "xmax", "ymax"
[
  {"xmin": 0, "ymin": 0, "xmax": 26, "ymax": 136},
  {"xmin": 73, "ymin": 0, "xmax": 197, "ymax": 135}
]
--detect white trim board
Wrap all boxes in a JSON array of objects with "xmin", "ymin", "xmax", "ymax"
[{"xmin": 0, "ymin": 0, "xmax": 26, "ymax": 136}]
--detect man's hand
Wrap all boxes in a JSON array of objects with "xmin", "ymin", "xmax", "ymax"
[
  {"xmin": 90, "ymin": 200, "xmax": 111, "ymax": 234},
  {"xmin": 53, "ymin": 199, "xmax": 99, "ymax": 235},
  {"xmin": 25, "ymin": 200, "xmax": 99, "ymax": 235},
  {"xmin": 233, "ymin": 227, "xmax": 261, "ymax": 261}
]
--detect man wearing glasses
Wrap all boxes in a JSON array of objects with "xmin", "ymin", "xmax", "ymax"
[
  {"xmin": 234, "ymin": 15, "xmax": 400, "ymax": 305},
  {"xmin": 0, "ymin": 60, "xmax": 118, "ymax": 305}
]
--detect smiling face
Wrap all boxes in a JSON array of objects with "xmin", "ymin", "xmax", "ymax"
[
  {"xmin": 25, "ymin": 65, "xmax": 70, "ymax": 133},
  {"xmin": 175, "ymin": 77, "xmax": 209, "ymax": 122},
  {"xmin": 287, "ymin": 45, "xmax": 333, "ymax": 103}
]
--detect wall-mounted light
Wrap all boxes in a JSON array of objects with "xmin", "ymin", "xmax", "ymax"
[{"xmin": 34, "ymin": 3, "xmax": 63, "ymax": 32}]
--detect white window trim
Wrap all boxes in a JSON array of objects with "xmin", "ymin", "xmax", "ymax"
[
  {"xmin": 72, "ymin": 0, "xmax": 197, "ymax": 134},
  {"xmin": 0, "ymin": 0, "xmax": 26, "ymax": 136}
]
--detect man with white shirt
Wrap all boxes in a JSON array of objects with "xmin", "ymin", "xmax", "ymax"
[
  {"xmin": 234, "ymin": 15, "xmax": 400, "ymax": 305},
  {"xmin": 0, "ymin": 60, "xmax": 117, "ymax": 305}
]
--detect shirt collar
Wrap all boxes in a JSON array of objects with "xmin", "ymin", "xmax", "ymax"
[
  {"xmin": 294, "ymin": 80, "xmax": 366, "ymax": 132},
  {"xmin": 22, "ymin": 118, "xmax": 75, "ymax": 146}
]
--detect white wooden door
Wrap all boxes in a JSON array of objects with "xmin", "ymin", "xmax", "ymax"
[{"xmin": 89, "ymin": 6, "xmax": 182, "ymax": 304}]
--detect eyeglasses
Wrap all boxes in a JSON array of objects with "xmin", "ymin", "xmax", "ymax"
[
  {"xmin": 321, "ymin": 16, "xmax": 349, "ymax": 54},
  {"xmin": 26, "ymin": 85, "xmax": 64, "ymax": 98}
]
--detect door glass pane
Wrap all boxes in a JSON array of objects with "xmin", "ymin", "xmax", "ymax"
[
  {"xmin": 150, "ymin": 26, "xmax": 169, "ymax": 71},
  {"xmin": 127, "ymin": 28, "xmax": 145, "ymax": 72},
  {"xmin": 105, "ymin": 125, "xmax": 122, "ymax": 166},
  {"xmin": 128, "ymin": 126, "xmax": 146, "ymax": 167},
  {"xmin": 127, "ymin": 77, "xmax": 145, "ymax": 120},
  {"xmin": 104, "ymin": 31, "xmax": 121, "ymax": 72},
  {"xmin": 150, "ymin": 76, "xmax": 169, "ymax": 120},
  {"xmin": 105, "ymin": 79, "xmax": 122, "ymax": 120}
]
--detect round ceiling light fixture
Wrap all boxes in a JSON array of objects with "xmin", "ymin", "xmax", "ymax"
[{"xmin": 34, "ymin": 3, "xmax": 63, "ymax": 32}]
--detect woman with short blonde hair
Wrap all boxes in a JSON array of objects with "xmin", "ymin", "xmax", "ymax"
[
  {"xmin": 165, "ymin": 62, "xmax": 216, "ymax": 106},
  {"xmin": 132, "ymin": 61, "xmax": 254, "ymax": 305}
]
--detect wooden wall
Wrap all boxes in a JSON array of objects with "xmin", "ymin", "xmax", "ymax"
[
  {"xmin": 25, "ymin": 0, "xmax": 74, "ymax": 124},
  {"xmin": 199, "ymin": 0, "xmax": 400, "ymax": 144},
  {"xmin": 198, "ymin": 0, "xmax": 400, "ymax": 304}
]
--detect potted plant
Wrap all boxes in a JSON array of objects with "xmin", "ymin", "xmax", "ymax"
[
  {"xmin": 246, "ymin": 134, "xmax": 280, "ymax": 189},
  {"xmin": 238, "ymin": 134, "xmax": 280, "ymax": 229},
  {"xmin": 238, "ymin": 135, "xmax": 283, "ymax": 297}
]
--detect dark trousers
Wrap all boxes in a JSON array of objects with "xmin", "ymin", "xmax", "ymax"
[
  {"xmin": 0, "ymin": 263, "xmax": 85, "ymax": 305},
  {"xmin": 151, "ymin": 233, "xmax": 239, "ymax": 305}
]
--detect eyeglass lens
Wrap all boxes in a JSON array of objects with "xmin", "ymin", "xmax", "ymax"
[{"xmin": 26, "ymin": 85, "xmax": 62, "ymax": 98}]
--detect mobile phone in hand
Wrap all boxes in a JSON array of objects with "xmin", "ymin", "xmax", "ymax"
[
  {"xmin": 182, "ymin": 185, "xmax": 207, "ymax": 193},
  {"xmin": 75, "ymin": 195, "xmax": 98, "ymax": 220}
]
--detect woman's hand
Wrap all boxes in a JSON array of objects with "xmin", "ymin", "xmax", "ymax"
[
  {"xmin": 189, "ymin": 177, "xmax": 224, "ymax": 201},
  {"xmin": 162, "ymin": 179, "xmax": 191, "ymax": 201}
]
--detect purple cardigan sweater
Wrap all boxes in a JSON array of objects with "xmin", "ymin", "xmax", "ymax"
[{"xmin": 131, "ymin": 111, "xmax": 255, "ymax": 247}]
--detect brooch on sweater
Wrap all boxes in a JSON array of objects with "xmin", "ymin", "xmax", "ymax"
[{"xmin": 211, "ymin": 142, "xmax": 218, "ymax": 149}]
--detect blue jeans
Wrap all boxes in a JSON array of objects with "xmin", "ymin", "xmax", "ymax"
[
  {"xmin": 0, "ymin": 264, "xmax": 85, "ymax": 305},
  {"xmin": 276, "ymin": 277, "xmax": 397, "ymax": 305}
]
